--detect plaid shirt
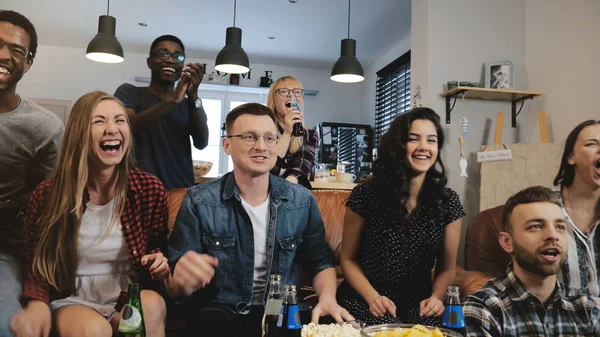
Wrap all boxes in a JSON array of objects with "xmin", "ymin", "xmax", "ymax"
[
  {"xmin": 21, "ymin": 168, "xmax": 168, "ymax": 311},
  {"xmin": 463, "ymin": 265, "xmax": 600, "ymax": 337},
  {"xmin": 271, "ymin": 127, "xmax": 318, "ymax": 179}
]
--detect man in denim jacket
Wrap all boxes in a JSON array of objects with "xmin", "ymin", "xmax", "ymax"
[{"xmin": 167, "ymin": 103, "xmax": 353, "ymax": 337}]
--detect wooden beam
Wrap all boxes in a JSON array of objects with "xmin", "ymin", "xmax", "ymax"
[
  {"xmin": 494, "ymin": 112, "xmax": 505, "ymax": 145},
  {"xmin": 538, "ymin": 110, "xmax": 549, "ymax": 143}
]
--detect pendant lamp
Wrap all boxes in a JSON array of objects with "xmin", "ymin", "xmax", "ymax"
[
  {"xmin": 331, "ymin": 0, "xmax": 364, "ymax": 83},
  {"xmin": 86, "ymin": 0, "xmax": 124, "ymax": 63},
  {"xmin": 215, "ymin": 0, "xmax": 250, "ymax": 74}
]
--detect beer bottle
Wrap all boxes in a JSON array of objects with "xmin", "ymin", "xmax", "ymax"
[
  {"xmin": 276, "ymin": 284, "xmax": 288, "ymax": 334},
  {"xmin": 262, "ymin": 274, "xmax": 283, "ymax": 337},
  {"xmin": 117, "ymin": 283, "xmax": 146, "ymax": 337},
  {"xmin": 278, "ymin": 284, "xmax": 301, "ymax": 337},
  {"xmin": 285, "ymin": 95, "xmax": 305, "ymax": 137},
  {"xmin": 441, "ymin": 286, "xmax": 466, "ymax": 336}
]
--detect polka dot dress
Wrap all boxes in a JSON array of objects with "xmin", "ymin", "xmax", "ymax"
[{"xmin": 337, "ymin": 180, "xmax": 465, "ymax": 326}]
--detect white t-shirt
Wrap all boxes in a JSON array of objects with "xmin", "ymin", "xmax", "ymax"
[
  {"xmin": 51, "ymin": 199, "xmax": 132, "ymax": 318},
  {"xmin": 240, "ymin": 195, "xmax": 270, "ymax": 305}
]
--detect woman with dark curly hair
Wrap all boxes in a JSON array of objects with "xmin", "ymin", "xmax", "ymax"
[{"xmin": 337, "ymin": 107, "xmax": 465, "ymax": 326}]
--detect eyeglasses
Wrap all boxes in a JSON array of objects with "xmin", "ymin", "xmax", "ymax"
[
  {"xmin": 151, "ymin": 49, "xmax": 185, "ymax": 63},
  {"xmin": 226, "ymin": 132, "xmax": 280, "ymax": 147},
  {"xmin": 0, "ymin": 38, "xmax": 30, "ymax": 60},
  {"xmin": 275, "ymin": 88, "xmax": 304, "ymax": 97}
]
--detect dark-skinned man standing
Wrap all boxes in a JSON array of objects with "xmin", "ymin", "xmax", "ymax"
[{"xmin": 115, "ymin": 35, "xmax": 208, "ymax": 189}]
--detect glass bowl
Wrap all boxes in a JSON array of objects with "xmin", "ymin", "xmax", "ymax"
[
  {"xmin": 193, "ymin": 160, "xmax": 213, "ymax": 180},
  {"xmin": 360, "ymin": 324, "xmax": 463, "ymax": 337}
]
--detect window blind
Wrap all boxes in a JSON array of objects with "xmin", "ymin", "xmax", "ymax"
[{"xmin": 374, "ymin": 51, "xmax": 411, "ymax": 147}]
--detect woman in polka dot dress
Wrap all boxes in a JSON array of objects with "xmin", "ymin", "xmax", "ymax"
[{"xmin": 337, "ymin": 107, "xmax": 465, "ymax": 326}]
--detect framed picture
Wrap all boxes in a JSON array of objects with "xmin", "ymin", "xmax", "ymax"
[{"xmin": 484, "ymin": 60, "xmax": 514, "ymax": 89}]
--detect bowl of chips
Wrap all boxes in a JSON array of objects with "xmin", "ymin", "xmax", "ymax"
[
  {"xmin": 361, "ymin": 324, "xmax": 463, "ymax": 337},
  {"xmin": 193, "ymin": 160, "xmax": 213, "ymax": 180},
  {"xmin": 301, "ymin": 322, "xmax": 363, "ymax": 337}
]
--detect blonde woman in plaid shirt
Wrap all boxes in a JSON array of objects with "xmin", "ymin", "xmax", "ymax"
[
  {"xmin": 11, "ymin": 92, "xmax": 170, "ymax": 337},
  {"xmin": 267, "ymin": 76, "xmax": 318, "ymax": 188}
]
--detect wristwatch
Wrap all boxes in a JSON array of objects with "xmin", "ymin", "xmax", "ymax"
[{"xmin": 189, "ymin": 97, "xmax": 203, "ymax": 109}]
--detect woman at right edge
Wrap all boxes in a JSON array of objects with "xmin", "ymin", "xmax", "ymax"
[{"xmin": 553, "ymin": 120, "xmax": 600, "ymax": 296}]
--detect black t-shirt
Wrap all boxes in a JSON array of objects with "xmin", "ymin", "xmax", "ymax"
[{"xmin": 115, "ymin": 84, "xmax": 194, "ymax": 189}]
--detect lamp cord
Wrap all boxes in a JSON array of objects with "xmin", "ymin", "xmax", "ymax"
[
  {"xmin": 233, "ymin": 0, "xmax": 237, "ymax": 27},
  {"xmin": 107, "ymin": 0, "xmax": 110, "ymax": 15},
  {"xmin": 347, "ymin": 0, "xmax": 350, "ymax": 38}
]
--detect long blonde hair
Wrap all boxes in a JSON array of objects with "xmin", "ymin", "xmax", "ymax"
[
  {"xmin": 267, "ymin": 76, "xmax": 305, "ymax": 154},
  {"xmin": 33, "ymin": 91, "xmax": 134, "ymax": 292}
]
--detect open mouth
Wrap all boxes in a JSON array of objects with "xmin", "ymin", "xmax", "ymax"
[
  {"xmin": 412, "ymin": 154, "xmax": 431, "ymax": 161},
  {"xmin": 0, "ymin": 66, "xmax": 11, "ymax": 79},
  {"xmin": 161, "ymin": 67, "xmax": 176, "ymax": 75},
  {"xmin": 285, "ymin": 101, "xmax": 298, "ymax": 108},
  {"xmin": 99, "ymin": 140, "xmax": 122, "ymax": 153},
  {"xmin": 251, "ymin": 155, "xmax": 267, "ymax": 161},
  {"xmin": 539, "ymin": 248, "xmax": 561, "ymax": 262}
]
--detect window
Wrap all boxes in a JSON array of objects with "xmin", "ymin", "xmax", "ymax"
[
  {"xmin": 190, "ymin": 90, "xmax": 267, "ymax": 177},
  {"xmin": 337, "ymin": 127, "xmax": 357, "ymax": 168},
  {"xmin": 375, "ymin": 51, "xmax": 411, "ymax": 147}
]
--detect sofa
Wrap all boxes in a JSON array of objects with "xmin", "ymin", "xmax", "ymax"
[
  {"xmin": 165, "ymin": 186, "xmax": 509, "ymax": 334},
  {"xmin": 455, "ymin": 205, "xmax": 510, "ymax": 297},
  {"xmin": 165, "ymin": 187, "xmax": 352, "ymax": 336}
]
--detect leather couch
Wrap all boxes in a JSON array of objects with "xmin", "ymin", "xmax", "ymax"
[{"xmin": 455, "ymin": 205, "xmax": 510, "ymax": 297}]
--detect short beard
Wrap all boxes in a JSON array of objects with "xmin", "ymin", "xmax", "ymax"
[{"xmin": 512, "ymin": 238, "xmax": 564, "ymax": 277}]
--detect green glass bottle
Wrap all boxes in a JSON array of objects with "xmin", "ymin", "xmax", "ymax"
[{"xmin": 117, "ymin": 283, "xmax": 146, "ymax": 337}]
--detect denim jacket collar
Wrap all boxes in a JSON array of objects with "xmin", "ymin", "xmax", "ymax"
[{"xmin": 221, "ymin": 172, "xmax": 292, "ymax": 204}]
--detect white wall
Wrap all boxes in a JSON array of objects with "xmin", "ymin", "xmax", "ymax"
[
  {"xmin": 412, "ymin": 0, "xmax": 530, "ymax": 265},
  {"xmin": 525, "ymin": 0, "xmax": 600, "ymax": 142},
  {"xmin": 17, "ymin": 45, "xmax": 365, "ymax": 128}
]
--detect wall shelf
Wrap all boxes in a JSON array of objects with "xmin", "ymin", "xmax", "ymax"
[{"xmin": 440, "ymin": 87, "xmax": 543, "ymax": 127}]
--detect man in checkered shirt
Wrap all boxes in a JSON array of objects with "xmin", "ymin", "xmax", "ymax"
[{"xmin": 463, "ymin": 186, "xmax": 600, "ymax": 337}]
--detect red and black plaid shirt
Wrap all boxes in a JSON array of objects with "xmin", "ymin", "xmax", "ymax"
[{"xmin": 21, "ymin": 168, "xmax": 169, "ymax": 310}]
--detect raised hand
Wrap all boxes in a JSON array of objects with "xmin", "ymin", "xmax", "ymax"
[
  {"xmin": 282, "ymin": 105, "xmax": 303, "ymax": 134},
  {"xmin": 182, "ymin": 63, "xmax": 205, "ymax": 99},
  {"xmin": 164, "ymin": 79, "xmax": 189, "ymax": 104},
  {"xmin": 172, "ymin": 251, "xmax": 219, "ymax": 291}
]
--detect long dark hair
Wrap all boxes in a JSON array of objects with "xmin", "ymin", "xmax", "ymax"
[
  {"xmin": 554, "ymin": 120, "xmax": 600, "ymax": 188},
  {"xmin": 372, "ymin": 107, "xmax": 448, "ymax": 225}
]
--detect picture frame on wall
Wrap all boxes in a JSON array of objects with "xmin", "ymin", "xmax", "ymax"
[{"xmin": 484, "ymin": 60, "xmax": 514, "ymax": 89}]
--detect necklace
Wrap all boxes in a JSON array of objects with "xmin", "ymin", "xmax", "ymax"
[{"xmin": 564, "ymin": 189, "xmax": 598, "ymax": 235}]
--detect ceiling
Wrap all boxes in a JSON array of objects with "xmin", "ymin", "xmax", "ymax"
[{"xmin": 5, "ymin": 0, "xmax": 411, "ymax": 69}]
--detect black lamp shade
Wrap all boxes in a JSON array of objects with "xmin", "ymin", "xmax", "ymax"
[
  {"xmin": 215, "ymin": 27, "xmax": 250, "ymax": 74},
  {"xmin": 331, "ymin": 38, "xmax": 364, "ymax": 83},
  {"xmin": 86, "ymin": 15, "xmax": 124, "ymax": 64}
]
